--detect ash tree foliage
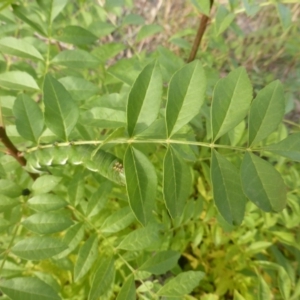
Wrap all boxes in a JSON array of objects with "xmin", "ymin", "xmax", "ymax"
[{"xmin": 0, "ymin": 0, "xmax": 299, "ymax": 299}]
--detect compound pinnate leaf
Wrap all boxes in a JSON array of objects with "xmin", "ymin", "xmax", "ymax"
[
  {"xmin": 127, "ymin": 61, "xmax": 162, "ymax": 136},
  {"xmin": 74, "ymin": 234, "xmax": 98, "ymax": 282},
  {"xmin": 0, "ymin": 277, "xmax": 61, "ymax": 300},
  {"xmin": 241, "ymin": 152, "xmax": 286, "ymax": 212},
  {"xmin": 166, "ymin": 60, "xmax": 206, "ymax": 137},
  {"xmin": 116, "ymin": 275, "xmax": 135, "ymax": 300},
  {"xmin": 265, "ymin": 133, "xmax": 300, "ymax": 162},
  {"xmin": 0, "ymin": 37, "xmax": 44, "ymax": 60},
  {"xmin": 44, "ymin": 74, "xmax": 79, "ymax": 141},
  {"xmin": 157, "ymin": 271, "xmax": 205, "ymax": 296},
  {"xmin": 211, "ymin": 150, "xmax": 246, "ymax": 225},
  {"xmin": 11, "ymin": 237, "xmax": 67, "ymax": 260},
  {"xmin": 139, "ymin": 250, "xmax": 180, "ymax": 275},
  {"xmin": 163, "ymin": 146, "xmax": 192, "ymax": 219},
  {"xmin": 211, "ymin": 67, "xmax": 252, "ymax": 141},
  {"xmin": 88, "ymin": 257, "xmax": 115, "ymax": 300},
  {"xmin": 13, "ymin": 94, "xmax": 44, "ymax": 143},
  {"xmin": 22, "ymin": 211, "xmax": 73, "ymax": 234},
  {"xmin": 124, "ymin": 146, "xmax": 157, "ymax": 225},
  {"xmin": 248, "ymin": 80, "xmax": 285, "ymax": 146}
]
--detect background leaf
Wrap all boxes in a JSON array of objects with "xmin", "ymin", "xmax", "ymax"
[
  {"xmin": 116, "ymin": 275, "xmax": 135, "ymax": 300},
  {"xmin": 163, "ymin": 146, "xmax": 192, "ymax": 218},
  {"xmin": 124, "ymin": 146, "xmax": 157, "ymax": 225},
  {"xmin": 248, "ymin": 80, "xmax": 285, "ymax": 146},
  {"xmin": 44, "ymin": 74, "xmax": 79, "ymax": 140},
  {"xmin": 13, "ymin": 94, "xmax": 44, "ymax": 143},
  {"xmin": 165, "ymin": 60, "xmax": 206, "ymax": 137},
  {"xmin": 211, "ymin": 150, "xmax": 246, "ymax": 225},
  {"xmin": 211, "ymin": 67, "xmax": 252, "ymax": 141},
  {"xmin": 127, "ymin": 61, "xmax": 162, "ymax": 136},
  {"xmin": 241, "ymin": 152, "xmax": 286, "ymax": 212}
]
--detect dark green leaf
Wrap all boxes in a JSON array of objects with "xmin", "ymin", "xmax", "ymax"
[
  {"xmin": 248, "ymin": 80, "xmax": 285, "ymax": 146},
  {"xmin": 166, "ymin": 60, "xmax": 206, "ymax": 137},
  {"xmin": 0, "ymin": 195, "xmax": 20, "ymax": 212},
  {"xmin": 127, "ymin": 61, "xmax": 162, "ymax": 136},
  {"xmin": 124, "ymin": 146, "xmax": 157, "ymax": 225},
  {"xmin": 163, "ymin": 146, "xmax": 192, "ymax": 218},
  {"xmin": 88, "ymin": 256, "xmax": 115, "ymax": 300},
  {"xmin": 241, "ymin": 152, "xmax": 286, "ymax": 212},
  {"xmin": 0, "ymin": 277, "xmax": 61, "ymax": 300},
  {"xmin": 211, "ymin": 150, "xmax": 246, "ymax": 225},
  {"xmin": 44, "ymin": 74, "xmax": 79, "ymax": 140},
  {"xmin": 116, "ymin": 275, "xmax": 135, "ymax": 300},
  {"xmin": 13, "ymin": 94, "xmax": 44, "ymax": 143},
  {"xmin": 211, "ymin": 67, "xmax": 252, "ymax": 141},
  {"xmin": 11, "ymin": 237, "xmax": 67, "ymax": 260},
  {"xmin": 139, "ymin": 250, "xmax": 180, "ymax": 275}
]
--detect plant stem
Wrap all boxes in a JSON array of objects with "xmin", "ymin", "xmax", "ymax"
[
  {"xmin": 187, "ymin": 0, "xmax": 214, "ymax": 63},
  {"xmin": 0, "ymin": 127, "xmax": 38, "ymax": 180}
]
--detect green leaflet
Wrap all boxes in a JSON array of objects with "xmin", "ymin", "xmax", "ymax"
[
  {"xmin": 26, "ymin": 145, "xmax": 125, "ymax": 185},
  {"xmin": 127, "ymin": 61, "xmax": 163, "ymax": 136},
  {"xmin": 241, "ymin": 152, "xmax": 286, "ymax": 212},
  {"xmin": 43, "ymin": 74, "xmax": 79, "ymax": 141},
  {"xmin": 116, "ymin": 275, "xmax": 136, "ymax": 300},
  {"xmin": 211, "ymin": 67, "xmax": 252, "ymax": 141},
  {"xmin": 265, "ymin": 133, "xmax": 300, "ymax": 161},
  {"xmin": 165, "ymin": 60, "xmax": 206, "ymax": 137},
  {"xmin": 37, "ymin": 0, "xmax": 68, "ymax": 23},
  {"xmin": 0, "ymin": 71, "xmax": 39, "ymax": 91},
  {"xmin": 211, "ymin": 150, "xmax": 246, "ymax": 225},
  {"xmin": 124, "ymin": 146, "xmax": 157, "ymax": 225},
  {"xmin": 163, "ymin": 146, "xmax": 192, "ymax": 219},
  {"xmin": 13, "ymin": 94, "xmax": 44, "ymax": 143},
  {"xmin": 248, "ymin": 80, "xmax": 285, "ymax": 146},
  {"xmin": 0, "ymin": 277, "xmax": 61, "ymax": 300}
]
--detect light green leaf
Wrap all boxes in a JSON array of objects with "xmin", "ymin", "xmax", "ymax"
[
  {"xmin": 190, "ymin": 0, "xmax": 210, "ymax": 15},
  {"xmin": 215, "ymin": 5, "xmax": 235, "ymax": 35},
  {"xmin": 88, "ymin": 256, "xmax": 115, "ymax": 300},
  {"xmin": 74, "ymin": 234, "xmax": 98, "ymax": 282},
  {"xmin": 166, "ymin": 60, "xmax": 206, "ymax": 137},
  {"xmin": 0, "ymin": 195, "xmax": 20, "ymax": 212},
  {"xmin": 157, "ymin": 271, "xmax": 205, "ymax": 296},
  {"xmin": 122, "ymin": 14, "xmax": 145, "ymax": 25},
  {"xmin": 127, "ymin": 61, "xmax": 162, "ymax": 136},
  {"xmin": 11, "ymin": 237, "xmax": 67, "ymax": 260},
  {"xmin": 117, "ymin": 223, "xmax": 159, "ymax": 251},
  {"xmin": 44, "ymin": 74, "xmax": 79, "ymax": 140},
  {"xmin": 211, "ymin": 150, "xmax": 246, "ymax": 225},
  {"xmin": 265, "ymin": 133, "xmax": 300, "ymax": 162},
  {"xmin": 124, "ymin": 146, "xmax": 157, "ymax": 225},
  {"xmin": 0, "ymin": 180, "xmax": 22, "ymax": 198},
  {"xmin": 54, "ymin": 223, "xmax": 85, "ymax": 259},
  {"xmin": 54, "ymin": 25, "xmax": 97, "ymax": 45},
  {"xmin": 58, "ymin": 76, "xmax": 99, "ymax": 101},
  {"xmin": 211, "ymin": 67, "xmax": 252, "ymax": 141},
  {"xmin": 228, "ymin": 120, "xmax": 245, "ymax": 146},
  {"xmin": 27, "ymin": 194, "xmax": 67, "ymax": 212},
  {"xmin": 241, "ymin": 152, "xmax": 286, "ymax": 212},
  {"xmin": 258, "ymin": 276, "xmax": 272, "ymax": 300},
  {"xmin": 0, "ymin": 37, "xmax": 44, "ymax": 60},
  {"xmin": 0, "ymin": 277, "xmax": 61, "ymax": 300},
  {"xmin": 36, "ymin": 0, "xmax": 68, "ymax": 23},
  {"xmin": 234, "ymin": 290, "xmax": 246, "ymax": 300},
  {"xmin": 32, "ymin": 175, "xmax": 62, "ymax": 194},
  {"xmin": 139, "ymin": 250, "xmax": 180, "ymax": 275},
  {"xmin": 163, "ymin": 146, "xmax": 192, "ymax": 219},
  {"xmin": 248, "ymin": 80, "xmax": 285, "ymax": 146},
  {"xmin": 22, "ymin": 211, "xmax": 73, "ymax": 234},
  {"xmin": 101, "ymin": 206, "xmax": 135, "ymax": 233},
  {"xmin": 13, "ymin": 94, "xmax": 44, "ymax": 143},
  {"xmin": 0, "ymin": 71, "xmax": 39, "ymax": 91},
  {"xmin": 136, "ymin": 24, "xmax": 163, "ymax": 42},
  {"xmin": 278, "ymin": 267, "xmax": 291, "ymax": 299},
  {"xmin": 277, "ymin": 4, "xmax": 292, "ymax": 30},
  {"xmin": 116, "ymin": 275, "xmax": 135, "ymax": 300},
  {"xmin": 51, "ymin": 49, "xmax": 100, "ymax": 69}
]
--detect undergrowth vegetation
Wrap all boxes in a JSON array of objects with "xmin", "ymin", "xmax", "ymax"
[{"xmin": 0, "ymin": 0, "xmax": 299, "ymax": 299}]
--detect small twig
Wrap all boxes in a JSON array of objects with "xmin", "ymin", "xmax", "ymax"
[
  {"xmin": 0, "ymin": 127, "xmax": 38, "ymax": 180},
  {"xmin": 187, "ymin": 0, "xmax": 214, "ymax": 63}
]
